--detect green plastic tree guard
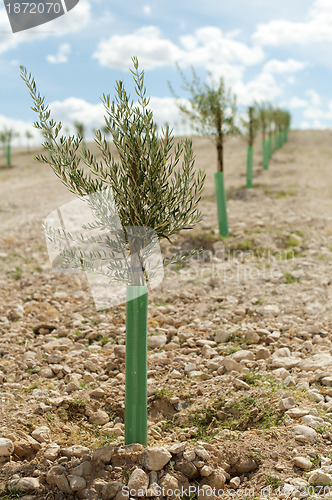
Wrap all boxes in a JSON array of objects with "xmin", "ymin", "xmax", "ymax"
[
  {"xmin": 268, "ymin": 136, "xmax": 272, "ymax": 160},
  {"xmin": 246, "ymin": 146, "xmax": 253, "ymax": 189},
  {"xmin": 214, "ymin": 171, "xmax": 229, "ymax": 237},
  {"xmin": 125, "ymin": 285, "xmax": 148, "ymax": 446},
  {"xmin": 263, "ymin": 140, "xmax": 269, "ymax": 170},
  {"xmin": 6, "ymin": 145, "xmax": 10, "ymax": 166}
]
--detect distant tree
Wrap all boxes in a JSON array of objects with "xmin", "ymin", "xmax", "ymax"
[
  {"xmin": 25, "ymin": 130, "xmax": 33, "ymax": 152},
  {"xmin": 74, "ymin": 121, "xmax": 86, "ymax": 150},
  {"xmin": 170, "ymin": 67, "xmax": 239, "ymax": 236},
  {"xmin": 242, "ymin": 105, "xmax": 260, "ymax": 187},
  {"xmin": 258, "ymin": 102, "xmax": 270, "ymax": 170},
  {"xmin": 0, "ymin": 128, "xmax": 18, "ymax": 167}
]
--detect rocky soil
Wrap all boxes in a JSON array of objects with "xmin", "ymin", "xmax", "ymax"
[{"xmin": 1, "ymin": 131, "xmax": 332, "ymax": 499}]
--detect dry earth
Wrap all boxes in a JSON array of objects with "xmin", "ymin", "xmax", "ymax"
[{"xmin": 1, "ymin": 131, "xmax": 332, "ymax": 499}]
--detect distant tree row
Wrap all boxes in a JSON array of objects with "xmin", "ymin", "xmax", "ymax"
[{"xmin": 170, "ymin": 67, "xmax": 291, "ymax": 236}]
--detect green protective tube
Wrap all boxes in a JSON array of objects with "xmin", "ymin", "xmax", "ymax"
[
  {"xmin": 268, "ymin": 136, "xmax": 272, "ymax": 159},
  {"xmin": 214, "ymin": 171, "xmax": 229, "ymax": 237},
  {"xmin": 275, "ymin": 132, "xmax": 278, "ymax": 150},
  {"xmin": 246, "ymin": 146, "xmax": 253, "ymax": 188},
  {"xmin": 125, "ymin": 285, "xmax": 148, "ymax": 446},
  {"xmin": 263, "ymin": 140, "xmax": 269, "ymax": 170},
  {"xmin": 6, "ymin": 145, "xmax": 10, "ymax": 166},
  {"xmin": 279, "ymin": 131, "xmax": 283, "ymax": 148}
]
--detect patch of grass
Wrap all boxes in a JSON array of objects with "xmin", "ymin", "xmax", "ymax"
[
  {"xmin": 225, "ymin": 346, "xmax": 239, "ymax": 355},
  {"xmin": 220, "ymin": 397, "xmax": 283, "ymax": 431},
  {"xmin": 154, "ymin": 388, "xmax": 173, "ymax": 401},
  {"xmin": 0, "ymin": 491, "xmax": 25, "ymax": 499},
  {"xmin": 283, "ymin": 272, "xmax": 300, "ymax": 284},
  {"xmin": 265, "ymin": 475, "xmax": 281, "ymax": 490},
  {"xmin": 286, "ymin": 235, "xmax": 300, "ymax": 248},
  {"xmin": 11, "ymin": 267, "xmax": 22, "ymax": 280},
  {"xmin": 242, "ymin": 373, "xmax": 264, "ymax": 386},
  {"xmin": 101, "ymin": 336, "xmax": 109, "ymax": 346}
]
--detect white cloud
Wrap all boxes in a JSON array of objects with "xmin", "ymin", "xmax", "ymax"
[
  {"xmin": 93, "ymin": 26, "xmax": 182, "ymax": 70},
  {"xmin": 93, "ymin": 25, "xmax": 264, "ymax": 71},
  {"xmin": 262, "ymin": 58, "xmax": 308, "ymax": 74},
  {"xmin": 288, "ymin": 97, "xmax": 308, "ymax": 108},
  {"xmin": 143, "ymin": 5, "xmax": 151, "ymax": 15},
  {"xmin": 233, "ymin": 72, "xmax": 281, "ymax": 107},
  {"xmin": 46, "ymin": 43, "xmax": 71, "ymax": 64},
  {"xmin": 305, "ymin": 89, "xmax": 322, "ymax": 107},
  {"xmin": 49, "ymin": 97, "xmax": 105, "ymax": 135},
  {"xmin": 253, "ymin": 0, "xmax": 332, "ymax": 46},
  {"xmin": 0, "ymin": 1, "xmax": 90, "ymax": 54}
]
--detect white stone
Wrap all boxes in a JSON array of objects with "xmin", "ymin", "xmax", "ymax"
[
  {"xmin": 138, "ymin": 447, "xmax": 172, "ymax": 471},
  {"xmin": 0, "ymin": 438, "xmax": 14, "ymax": 457},
  {"xmin": 148, "ymin": 335, "xmax": 167, "ymax": 348},
  {"xmin": 231, "ymin": 350, "xmax": 254, "ymax": 362},
  {"xmin": 293, "ymin": 457, "xmax": 312, "ymax": 470},
  {"xmin": 183, "ymin": 449, "xmax": 196, "ymax": 461},
  {"xmin": 292, "ymin": 425, "xmax": 317, "ymax": 444},
  {"xmin": 31, "ymin": 426, "xmax": 51, "ymax": 443},
  {"xmin": 44, "ymin": 442, "xmax": 60, "ymax": 460},
  {"xmin": 194, "ymin": 446, "xmax": 210, "ymax": 460},
  {"xmin": 61, "ymin": 445, "xmax": 90, "ymax": 458},
  {"xmin": 255, "ymin": 347, "xmax": 270, "ymax": 360},
  {"xmin": 127, "ymin": 468, "xmax": 149, "ymax": 496},
  {"xmin": 229, "ymin": 476, "xmax": 241, "ymax": 489},
  {"xmin": 306, "ymin": 390, "xmax": 324, "ymax": 403},
  {"xmin": 279, "ymin": 397, "xmax": 295, "ymax": 411},
  {"xmin": 308, "ymin": 470, "xmax": 332, "ymax": 486},
  {"xmin": 92, "ymin": 445, "xmax": 115, "ymax": 463},
  {"xmin": 184, "ymin": 363, "xmax": 196, "ymax": 373},
  {"xmin": 299, "ymin": 353, "xmax": 332, "ymax": 371},
  {"xmin": 68, "ymin": 475, "xmax": 86, "ymax": 491},
  {"xmin": 200, "ymin": 465, "xmax": 213, "ymax": 477},
  {"xmin": 8, "ymin": 477, "xmax": 40, "ymax": 492},
  {"xmin": 301, "ymin": 415, "xmax": 324, "ymax": 429},
  {"xmin": 215, "ymin": 331, "xmax": 231, "ymax": 343},
  {"xmin": 222, "ymin": 358, "xmax": 243, "ymax": 372},
  {"xmin": 261, "ymin": 304, "xmax": 280, "ymax": 316},
  {"xmin": 89, "ymin": 410, "xmax": 109, "ymax": 426}
]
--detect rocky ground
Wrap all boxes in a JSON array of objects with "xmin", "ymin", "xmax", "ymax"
[{"xmin": 1, "ymin": 131, "xmax": 332, "ymax": 499}]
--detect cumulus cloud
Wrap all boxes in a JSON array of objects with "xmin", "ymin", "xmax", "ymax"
[
  {"xmin": 253, "ymin": 0, "xmax": 332, "ymax": 46},
  {"xmin": 46, "ymin": 43, "xmax": 71, "ymax": 64},
  {"xmin": 92, "ymin": 25, "xmax": 264, "ymax": 71},
  {"xmin": 305, "ymin": 89, "xmax": 322, "ymax": 107},
  {"xmin": 262, "ymin": 59, "xmax": 308, "ymax": 74},
  {"xmin": 0, "ymin": 0, "xmax": 90, "ymax": 55},
  {"xmin": 49, "ymin": 97, "xmax": 105, "ymax": 134},
  {"xmin": 288, "ymin": 97, "xmax": 308, "ymax": 108}
]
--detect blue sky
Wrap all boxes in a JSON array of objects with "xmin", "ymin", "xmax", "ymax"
[{"xmin": 0, "ymin": 0, "xmax": 331, "ymax": 144}]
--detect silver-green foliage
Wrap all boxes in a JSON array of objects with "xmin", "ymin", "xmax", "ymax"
[
  {"xmin": 170, "ymin": 67, "xmax": 239, "ymax": 172},
  {"xmin": 20, "ymin": 58, "xmax": 206, "ymax": 284}
]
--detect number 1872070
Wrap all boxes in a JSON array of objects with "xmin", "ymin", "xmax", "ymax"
[{"xmin": 5, "ymin": 2, "xmax": 62, "ymax": 14}]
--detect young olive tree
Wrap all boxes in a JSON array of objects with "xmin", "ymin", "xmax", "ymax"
[
  {"xmin": 25, "ymin": 130, "xmax": 33, "ymax": 152},
  {"xmin": 170, "ymin": 67, "xmax": 239, "ymax": 237},
  {"xmin": 20, "ymin": 57, "xmax": 205, "ymax": 446},
  {"xmin": 258, "ymin": 103, "xmax": 270, "ymax": 170},
  {"xmin": 0, "ymin": 128, "xmax": 18, "ymax": 167},
  {"xmin": 242, "ymin": 106, "xmax": 260, "ymax": 188}
]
